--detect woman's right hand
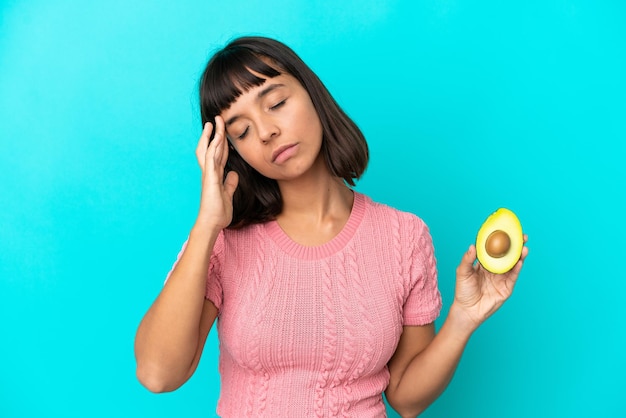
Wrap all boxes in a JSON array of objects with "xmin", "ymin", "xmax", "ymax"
[
  {"xmin": 195, "ymin": 115, "xmax": 239, "ymax": 230},
  {"xmin": 135, "ymin": 118, "xmax": 232, "ymax": 392}
]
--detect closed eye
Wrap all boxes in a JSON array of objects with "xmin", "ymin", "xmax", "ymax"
[
  {"xmin": 236, "ymin": 126, "xmax": 249, "ymax": 140},
  {"xmin": 270, "ymin": 99, "xmax": 286, "ymax": 110}
]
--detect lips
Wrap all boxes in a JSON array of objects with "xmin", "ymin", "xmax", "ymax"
[{"xmin": 271, "ymin": 143, "xmax": 298, "ymax": 163}]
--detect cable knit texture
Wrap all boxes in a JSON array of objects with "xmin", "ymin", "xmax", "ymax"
[{"xmin": 170, "ymin": 192, "xmax": 442, "ymax": 417}]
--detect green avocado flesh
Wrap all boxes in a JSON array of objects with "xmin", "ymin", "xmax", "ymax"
[{"xmin": 476, "ymin": 208, "xmax": 523, "ymax": 274}]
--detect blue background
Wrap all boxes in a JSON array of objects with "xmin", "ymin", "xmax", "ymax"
[{"xmin": 1, "ymin": 1, "xmax": 624, "ymax": 417}]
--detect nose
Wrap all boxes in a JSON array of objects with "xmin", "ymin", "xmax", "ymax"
[{"xmin": 257, "ymin": 116, "xmax": 280, "ymax": 144}]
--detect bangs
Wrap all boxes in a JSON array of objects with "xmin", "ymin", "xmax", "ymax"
[{"xmin": 201, "ymin": 47, "xmax": 282, "ymax": 121}]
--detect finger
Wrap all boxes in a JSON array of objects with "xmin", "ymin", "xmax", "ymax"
[
  {"xmin": 197, "ymin": 122, "xmax": 212, "ymax": 155},
  {"xmin": 213, "ymin": 116, "xmax": 228, "ymax": 166},
  {"xmin": 508, "ymin": 245, "xmax": 529, "ymax": 278},
  {"xmin": 519, "ymin": 245, "xmax": 529, "ymax": 262},
  {"xmin": 223, "ymin": 171, "xmax": 239, "ymax": 198},
  {"xmin": 218, "ymin": 117, "xmax": 231, "ymax": 167},
  {"xmin": 508, "ymin": 257, "xmax": 525, "ymax": 280},
  {"xmin": 523, "ymin": 234, "xmax": 529, "ymax": 244},
  {"xmin": 456, "ymin": 245, "xmax": 477, "ymax": 279},
  {"xmin": 196, "ymin": 122, "xmax": 213, "ymax": 167}
]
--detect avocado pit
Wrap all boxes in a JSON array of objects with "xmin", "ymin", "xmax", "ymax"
[{"xmin": 485, "ymin": 230, "xmax": 511, "ymax": 258}]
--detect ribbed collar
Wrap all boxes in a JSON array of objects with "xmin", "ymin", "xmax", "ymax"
[{"xmin": 264, "ymin": 191, "xmax": 367, "ymax": 260}]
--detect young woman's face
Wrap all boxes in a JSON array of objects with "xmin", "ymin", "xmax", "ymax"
[{"xmin": 220, "ymin": 73, "xmax": 324, "ymax": 181}]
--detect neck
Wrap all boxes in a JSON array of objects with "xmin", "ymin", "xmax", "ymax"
[{"xmin": 276, "ymin": 159, "xmax": 354, "ymax": 224}]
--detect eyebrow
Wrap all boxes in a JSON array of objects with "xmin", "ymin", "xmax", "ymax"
[{"xmin": 225, "ymin": 83, "xmax": 286, "ymax": 127}]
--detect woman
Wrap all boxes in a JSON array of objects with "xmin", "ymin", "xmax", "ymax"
[{"xmin": 134, "ymin": 36, "xmax": 528, "ymax": 417}]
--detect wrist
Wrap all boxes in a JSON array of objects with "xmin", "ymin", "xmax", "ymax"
[
  {"xmin": 446, "ymin": 303, "xmax": 480, "ymax": 340},
  {"xmin": 189, "ymin": 221, "xmax": 222, "ymax": 244}
]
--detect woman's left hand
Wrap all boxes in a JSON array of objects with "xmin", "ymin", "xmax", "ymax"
[{"xmin": 451, "ymin": 235, "xmax": 529, "ymax": 331}]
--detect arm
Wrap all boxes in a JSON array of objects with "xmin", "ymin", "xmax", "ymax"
[
  {"xmin": 386, "ymin": 240, "xmax": 529, "ymax": 417},
  {"xmin": 134, "ymin": 227, "xmax": 220, "ymax": 393},
  {"xmin": 134, "ymin": 116, "xmax": 239, "ymax": 392}
]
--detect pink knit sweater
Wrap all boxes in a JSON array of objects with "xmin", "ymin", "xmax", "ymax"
[{"xmin": 172, "ymin": 192, "xmax": 441, "ymax": 417}]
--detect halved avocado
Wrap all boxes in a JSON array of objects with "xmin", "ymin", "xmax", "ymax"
[{"xmin": 476, "ymin": 208, "xmax": 523, "ymax": 274}]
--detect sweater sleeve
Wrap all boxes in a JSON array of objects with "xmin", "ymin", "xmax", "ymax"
[
  {"xmin": 402, "ymin": 217, "xmax": 442, "ymax": 326},
  {"xmin": 164, "ymin": 231, "xmax": 225, "ymax": 311}
]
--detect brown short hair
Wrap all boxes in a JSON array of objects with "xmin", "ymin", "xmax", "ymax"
[{"xmin": 199, "ymin": 36, "xmax": 368, "ymax": 228}]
